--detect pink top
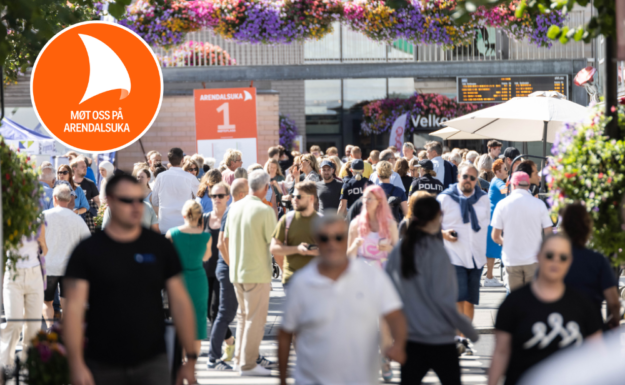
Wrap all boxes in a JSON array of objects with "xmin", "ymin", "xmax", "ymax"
[{"xmin": 357, "ymin": 231, "xmax": 389, "ymax": 269}]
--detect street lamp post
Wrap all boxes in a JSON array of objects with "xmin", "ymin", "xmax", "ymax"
[{"xmin": 604, "ymin": 36, "xmax": 621, "ymax": 140}]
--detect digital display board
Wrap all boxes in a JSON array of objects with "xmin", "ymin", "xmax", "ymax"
[{"xmin": 457, "ymin": 75, "xmax": 568, "ymax": 103}]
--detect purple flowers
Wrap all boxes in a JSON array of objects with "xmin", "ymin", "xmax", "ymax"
[
  {"xmin": 528, "ymin": 11, "xmax": 565, "ymax": 48},
  {"xmin": 279, "ymin": 115, "xmax": 299, "ymax": 150}
]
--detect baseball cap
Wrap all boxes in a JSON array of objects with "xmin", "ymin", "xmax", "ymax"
[
  {"xmin": 416, "ymin": 160, "xmax": 434, "ymax": 171},
  {"xmin": 511, "ymin": 171, "xmax": 530, "ymax": 186},
  {"xmin": 504, "ymin": 147, "xmax": 521, "ymax": 160},
  {"xmin": 320, "ymin": 160, "xmax": 336, "ymax": 169},
  {"xmin": 351, "ymin": 159, "xmax": 365, "ymax": 170}
]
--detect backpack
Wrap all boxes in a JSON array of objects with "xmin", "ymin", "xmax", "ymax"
[{"xmin": 387, "ymin": 187, "xmax": 404, "ymax": 224}]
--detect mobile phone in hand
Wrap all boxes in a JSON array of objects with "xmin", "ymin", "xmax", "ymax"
[
  {"xmin": 307, "ymin": 244, "xmax": 318, "ymax": 251},
  {"xmin": 450, "ymin": 231, "xmax": 458, "ymax": 238}
]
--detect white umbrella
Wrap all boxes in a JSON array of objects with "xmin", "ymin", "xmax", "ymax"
[
  {"xmin": 441, "ymin": 91, "xmax": 589, "ymax": 191},
  {"xmin": 430, "ymin": 127, "xmax": 490, "ymax": 140},
  {"xmin": 441, "ymin": 92, "xmax": 588, "ymax": 142}
]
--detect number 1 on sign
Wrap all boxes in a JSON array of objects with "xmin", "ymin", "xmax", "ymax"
[{"xmin": 217, "ymin": 102, "xmax": 236, "ymax": 131}]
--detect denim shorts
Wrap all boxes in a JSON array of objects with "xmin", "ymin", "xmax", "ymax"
[{"xmin": 454, "ymin": 264, "xmax": 483, "ymax": 305}]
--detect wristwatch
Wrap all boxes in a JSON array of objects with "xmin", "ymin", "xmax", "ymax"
[{"xmin": 186, "ymin": 353, "xmax": 199, "ymax": 361}]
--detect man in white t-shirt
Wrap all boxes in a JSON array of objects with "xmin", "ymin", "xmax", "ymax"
[
  {"xmin": 277, "ymin": 213, "xmax": 407, "ymax": 385},
  {"xmin": 42, "ymin": 184, "xmax": 91, "ymax": 328},
  {"xmin": 151, "ymin": 147, "xmax": 200, "ymax": 233},
  {"xmin": 491, "ymin": 172, "xmax": 553, "ymax": 291}
]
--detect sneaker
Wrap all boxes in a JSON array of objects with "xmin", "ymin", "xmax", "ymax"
[
  {"xmin": 257, "ymin": 355, "xmax": 278, "ymax": 369},
  {"xmin": 207, "ymin": 359, "xmax": 233, "ymax": 370},
  {"xmin": 240, "ymin": 365, "xmax": 272, "ymax": 377},
  {"xmin": 222, "ymin": 342, "xmax": 235, "ymax": 362},
  {"xmin": 233, "ymin": 364, "xmax": 240, "ymax": 372},
  {"xmin": 484, "ymin": 277, "xmax": 504, "ymax": 287},
  {"xmin": 381, "ymin": 358, "xmax": 393, "ymax": 383},
  {"xmin": 461, "ymin": 339, "xmax": 474, "ymax": 356}
]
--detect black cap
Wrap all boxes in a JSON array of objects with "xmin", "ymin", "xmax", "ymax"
[
  {"xmin": 416, "ymin": 160, "xmax": 434, "ymax": 171},
  {"xmin": 320, "ymin": 160, "xmax": 336, "ymax": 169},
  {"xmin": 351, "ymin": 159, "xmax": 365, "ymax": 170},
  {"xmin": 504, "ymin": 147, "xmax": 521, "ymax": 160}
]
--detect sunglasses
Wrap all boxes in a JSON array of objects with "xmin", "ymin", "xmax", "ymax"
[
  {"xmin": 317, "ymin": 234, "xmax": 346, "ymax": 243},
  {"xmin": 210, "ymin": 194, "xmax": 227, "ymax": 199},
  {"xmin": 189, "ymin": 168, "xmax": 198, "ymax": 172},
  {"xmin": 545, "ymin": 251, "xmax": 570, "ymax": 262},
  {"xmin": 462, "ymin": 174, "xmax": 477, "ymax": 181},
  {"xmin": 293, "ymin": 194, "xmax": 306, "ymax": 200},
  {"xmin": 114, "ymin": 196, "xmax": 144, "ymax": 205},
  {"xmin": 57, "ymin": 171, "xmax": 69, "ymax": 175}
]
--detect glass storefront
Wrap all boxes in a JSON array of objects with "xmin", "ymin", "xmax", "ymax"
[{"xmin": 305, "ymin": 78, "xmax": 414, "ymax": 154}]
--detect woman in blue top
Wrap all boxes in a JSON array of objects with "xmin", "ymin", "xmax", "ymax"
[
  {"xmin": 485, "ymin": 159, "xmax": 508, "ymax": 287},
  {"xmin": 56, "ymin": 165, "xmax": 89, "ymax": 215}
]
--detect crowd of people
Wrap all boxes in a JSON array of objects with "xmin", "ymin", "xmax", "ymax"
[{"xmin": 1, "ymin": 140, "xmax": 623, "ymax": 385}]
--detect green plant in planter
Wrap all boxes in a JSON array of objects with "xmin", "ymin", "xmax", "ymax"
[{"xmin": 546, "ymin": 101, "xmax": 625, "ymax": 263}]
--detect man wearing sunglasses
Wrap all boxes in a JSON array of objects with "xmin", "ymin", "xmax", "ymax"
[
  {"xmin": 63, "ymin": 174, "xmax": 199, "ymax": 385},
  {"xmin": 491, "ymin": 172, "xmax": 553, "ymax": 292},
  {"xmin": 438, "ymin": 164, "xmax": 491, "ymax": 355},
  {"xmin": 271, "ymin": 182, "xmax": 320, "ymax": 290},
  {"xmin": 278, "ymin": 212, "xmax": 407, "ymax": 385}
]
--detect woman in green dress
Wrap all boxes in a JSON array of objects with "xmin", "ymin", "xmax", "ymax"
[{"xmin": 166, "ymin": 200, "xmax": 212, "ymax": 357}]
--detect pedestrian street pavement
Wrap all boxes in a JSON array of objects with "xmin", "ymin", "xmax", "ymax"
[{"xmin": 196, "ymin": 267, "xmax": 508, "ymax": 385}]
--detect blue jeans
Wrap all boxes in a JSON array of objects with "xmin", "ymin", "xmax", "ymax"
[{"xmin": 208, "ymin": 259, "xmax": 238, "ymax": 361}]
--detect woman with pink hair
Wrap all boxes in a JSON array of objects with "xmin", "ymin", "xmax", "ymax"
[
  {"xmin": 347, "ymin": 185, "xmax": 399, "ymax": 266},
  {"xmin": 346, "ymin": 184, "xmax": 399, "ymax": 383}
]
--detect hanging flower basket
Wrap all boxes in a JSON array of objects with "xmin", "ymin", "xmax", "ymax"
[
  {"xmin": 118, "ymin": 0, "xmax": 566, "ymax": 49},
  {"xmin": 1, "ymin": 138, "xmax": 42, "ymax": 264},
  {"xmin": 546, "ymin": 101, "xmax": 625, "ymax": 262},
  {"xmin": 118, "ymin": 0, "xmax": 202, "ymax": 48}
]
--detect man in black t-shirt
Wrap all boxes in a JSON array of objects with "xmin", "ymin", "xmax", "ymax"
[
  {"xmin": 337, "ymin": 160, "xmax": 371, "ymax": 216},
  {"xmin": 409, "ymin": 160, "xmax": 444, "ymax": 196},
  {"xmin": 316, "ymin": 160, "xmax": 342, "ymax": 213},
  {"xmin": 63, "ymin": 174, "xmax": 198, "ymax": 385},
  {"xmin": 71, "ymin": 157, "xmax": 100, "ymax": 203}
]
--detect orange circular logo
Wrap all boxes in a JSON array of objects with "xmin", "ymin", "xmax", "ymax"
[{"xmin": 31, "ymin": 21, "xmax": 163, "ymax": 153}]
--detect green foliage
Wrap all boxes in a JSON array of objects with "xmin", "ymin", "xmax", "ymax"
[
  {"xmin": 0, "ymin": 138, "xmax": 43, "ymax": 263},
  {"xmin": 547, "ymin": 103, "xmax": 625, "ymax": 262},
  {"xmin": 0, "ymin": 0, "xmax": 131, "ymax": 84}
]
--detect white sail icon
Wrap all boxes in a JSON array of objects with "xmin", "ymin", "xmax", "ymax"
[
  {"xmin": 243, "ymin": 90, "xmax": 252, "ymax": 101},
  {"xmin": 78, "ymin": 34, "xmax": 131, "ymax": 104}
]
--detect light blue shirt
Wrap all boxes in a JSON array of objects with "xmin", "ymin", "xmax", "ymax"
[
  {"xmin": 74, "ymin": 186, "xmax": 90, "ymax": 211},
  {"xmin": 39, "ymin": 182, "xmax": 54, "ymax": 211},
  {"xmin": 369, "ymin": 171, "xmax": 406, "ymax": 192}
]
